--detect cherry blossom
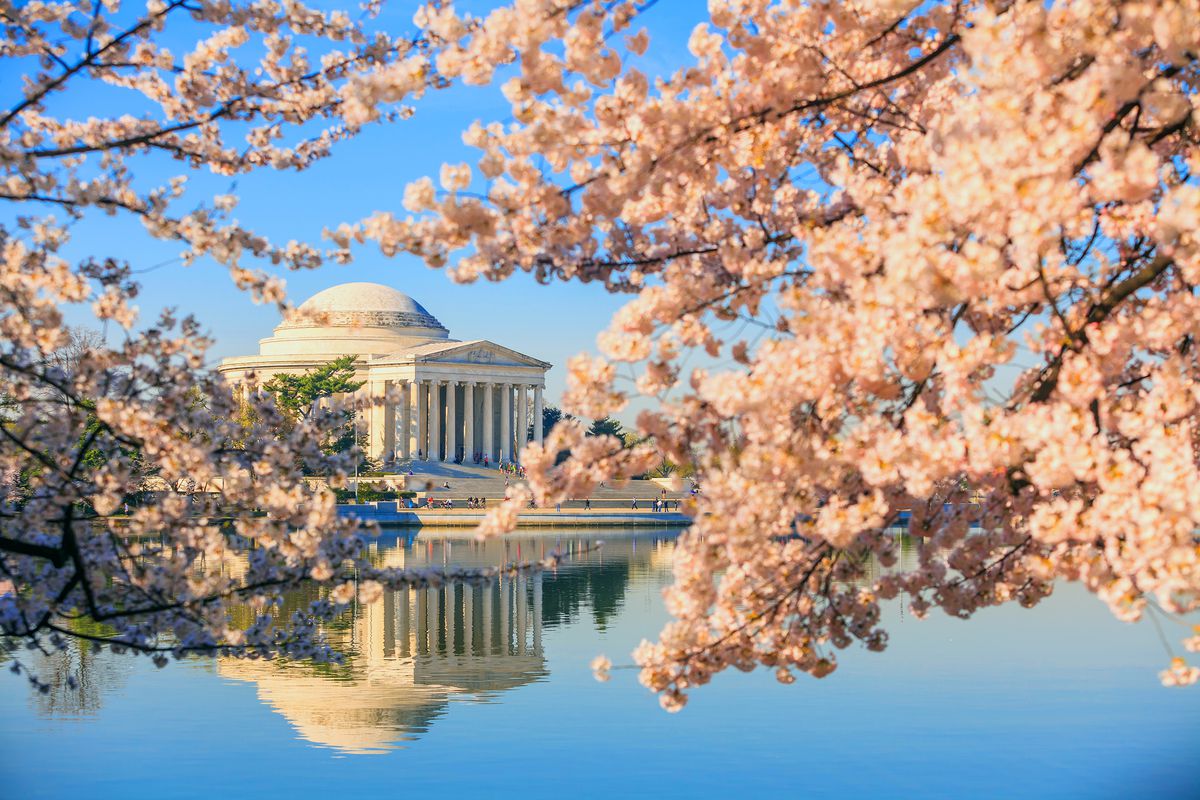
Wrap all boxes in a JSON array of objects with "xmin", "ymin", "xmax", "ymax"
[
  {"xmin": 0, "ymin": 0, "xmax": 564, "ymax": 692},
  {"xmin": 350, "ymin": 0, "xmax": 1200, "ymax": 703},
  {"xmin": 5, "ymin": 0, "xmax": 1199, "ymax": 707}
]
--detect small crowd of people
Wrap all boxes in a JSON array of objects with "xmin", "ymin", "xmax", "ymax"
[
  {"xmin": 396, "ymin": 494, "xmax": 684, "ymax": 512},
  {"xmin": 631, "ymin": 497, "xmax": 680, "ymax": 512},
  {"xmin": 417, "ymin": 496, "xmax": 487, "ymax": 509},
  {"xmin": 498, "ymin": 460, "xmax": 526, "ymax": 478}
]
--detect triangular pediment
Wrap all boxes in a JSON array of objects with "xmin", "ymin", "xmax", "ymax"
[{"xmin": 406, "ymin": 340, "xmax": 550, "ymax": 368}]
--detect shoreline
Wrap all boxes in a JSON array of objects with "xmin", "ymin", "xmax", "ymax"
[{"xmin": 337, "ymin": 504, "xmax": 692, "ymax": 528}]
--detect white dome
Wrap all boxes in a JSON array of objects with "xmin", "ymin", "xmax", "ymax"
[
  {"xmin": 298, "ymin": 283, "xmax": 431, "ymax": 316},
  {"xmin": 282, "ymin": 282, "xmax": 446, "ymax": 333}
]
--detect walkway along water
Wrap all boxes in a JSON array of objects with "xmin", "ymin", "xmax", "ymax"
[
  {"xmin": 336, "ymin": 504, "xmax": 692, "ymax": 528},
  {"xmin": 337, "ymin": 462, "xmax": 694, "ymax": 527}
]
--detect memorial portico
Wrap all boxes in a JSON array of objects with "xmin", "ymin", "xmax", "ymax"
[{"xmin": 219, "ymin": 282, "xmax": 551, "ymax": 464}]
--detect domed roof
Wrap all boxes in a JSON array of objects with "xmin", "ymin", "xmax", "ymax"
[{"xmin": 282, "ymin": 282, "xmax": 446, "ymax": 332}]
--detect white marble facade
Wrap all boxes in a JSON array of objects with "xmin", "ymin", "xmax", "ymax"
[{"xmin": 218, "ymin": 282, "xmax": 550, "ymax": 464}]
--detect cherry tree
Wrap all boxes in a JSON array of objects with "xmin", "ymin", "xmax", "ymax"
[
  {"xmin": 0, "ymin": 0, "xmax": 570, "ymax": 690},
  {"xmin": 5, "ymin": 0, "xmax": 1199, "ymax": 710},
  {"xmin": 338, "ymin": 0, "xmax": 1200, "ymax": 707}
]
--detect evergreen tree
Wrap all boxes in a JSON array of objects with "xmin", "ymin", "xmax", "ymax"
[
  {"xmin": 263, "ymin": 355, "xmax": 363, "ymax": 421},
  {"xmin": 586, "ymin": 416, "xmax": 624, "ymax": 440},
  {"xmin": 542, "ymin": 404, "xmax": 577, "ymax": 437}
]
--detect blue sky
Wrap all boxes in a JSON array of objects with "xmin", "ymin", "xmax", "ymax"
[{"xmin": 33, "ymin": 0, "xmax": 711, "ymax": 417}]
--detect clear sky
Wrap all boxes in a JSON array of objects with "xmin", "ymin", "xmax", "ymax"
[{"xmin": 43, "ymin": 0, "xmax": 711, "ymax": 419}]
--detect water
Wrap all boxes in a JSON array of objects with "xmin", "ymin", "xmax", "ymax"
[{"xmin": 2, "ymin": 528, "xmax": 1197, "ymax": 799}]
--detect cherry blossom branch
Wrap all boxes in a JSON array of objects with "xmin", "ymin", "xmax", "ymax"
[{"xmin": 0, "ymin": 0, "xmax": 190, "ymax": 129}]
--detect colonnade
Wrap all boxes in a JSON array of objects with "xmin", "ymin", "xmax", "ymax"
[
  {"xmin": 371, "ymin": 573, "xmax": 544, "ymax": 660},
  {"xmin": 366, "ymin": 378, "xmax": 544, "ymax": 463}
]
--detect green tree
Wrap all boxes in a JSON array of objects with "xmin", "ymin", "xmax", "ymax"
[
  {"xmin": 542, "ymin": 404, "xmax": 576, "ymax": 437},
  {"xmin": 325, "ymin": 421, "xmax": 379, "ymax": 473},
  {"xmin": 586, "ymin": 416, "xmax": 624, "ymax": 440},
  {"xmin": 261, "ymin": 357, "xmax": 373, "ymax": 474},
  {"xmin": 263, "ymin": 355, "xmax": 363, "ymax": 421}
]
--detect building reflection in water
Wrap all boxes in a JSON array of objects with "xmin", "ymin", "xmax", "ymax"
[
  {"xmin": 12, "ymin": 529, "xmax": 922, "ymax": 750},
  {"xmin": 218, "ymin": 531, "xmax": 680, "ymax": 754}
]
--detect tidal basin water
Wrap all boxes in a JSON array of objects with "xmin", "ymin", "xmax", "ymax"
[{"xmin": 2, "ymin": 529, "xmax": 1197, "ymax": 799}]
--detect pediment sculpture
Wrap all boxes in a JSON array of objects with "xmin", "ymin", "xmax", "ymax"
[{"xmin": 466, "ymin": 348, "xmax": 496, "ymax": 363}]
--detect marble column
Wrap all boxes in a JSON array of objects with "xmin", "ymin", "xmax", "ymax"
[
  {"xmin": 443, "ymin": 379, "xmax": 456, "ymax": 462},
  {"xmin": 428, "ymin": 380, "xmax": 440, "ymax": 461},
  {"xmin": 534, "ymin": 384, "xmax": 544, "ymax": 445},
  {"xmin": 500, "ymin": 383, "xmax": 512, "ymax": 462},
  {"xmin": 367, "ymin": 380, "xmax": 391, "ymax": 463},
  {"xmin": 416, "ymin": 380, "xmax": 428, "ymax": 460},
  {"xmin": 483, "ymin": 383, "xmax": 495, "ymax": 461},
  {"xmin": 399, "ymin": 380, "xmax": 412, "ymax": 460},
  {"xmin": 517, "ymin": 384, "xmax": 529, "ymax": 459},
  {"xmin": 384, "ymin": 381, "xmax": 396, "ymax": 462},
  {"xmin": 463, "ymin": 381, "xmax": 475, "ymax": 461}
]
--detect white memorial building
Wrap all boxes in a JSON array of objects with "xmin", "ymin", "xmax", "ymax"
[{"xmin": 218, "ymin": 282, "xmax": 551, "ymax": 464}]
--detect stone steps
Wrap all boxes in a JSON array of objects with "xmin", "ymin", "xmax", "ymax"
[{"xmin": 369, "ymin": 460, "xmax": 692, "ymax": 503}]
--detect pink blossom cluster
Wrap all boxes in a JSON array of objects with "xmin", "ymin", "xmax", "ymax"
[
  {"xmin": 5, "ymin": 0, "xmax": 1200, "ymax": 707},
  {"xmin": 0, "ymin": 0, "xmax": 436, "ymax": 300},
  {"xmin": 0, "ymin": 0, "xmax": 567, "ymax": 691},
  {"xmin": 343, "ymin": 0, "xmax": 1200, "ymax": 704}
]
